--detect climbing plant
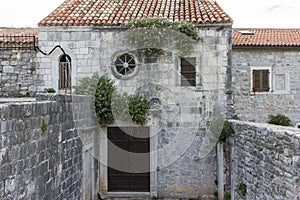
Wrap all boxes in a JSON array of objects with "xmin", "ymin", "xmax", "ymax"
[
  {"xmin": 74, "ymin": 73, "xmax": 150, "ymax": 126},
  {"xmin": 94, "ymin": 76, "xmax": 116, "ymax": 125},
  {"xmin": 126, "ymin": 18, "xmax": 201, "ymax": 56},
  {"xmin": 219, "ymin": 120, "xmax": 234, "ymax": 142},
  {"xmin": 128, "ymin": 94, "xmax": 150, "ymax": 125},
  {"xmin": 73, "ymin": 72, "xmax": 101, "ymax": 99},
  {"xmin": 237, "ymin": 183, "xmax": 247, "ymax": 196},
  {"xmin": 127, "ymin": 18, "xmax": 200, "ymax": 41}
]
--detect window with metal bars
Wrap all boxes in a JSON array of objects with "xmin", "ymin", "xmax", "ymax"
[
  {"xmin": 59, "ymin": 54, "xmax": 71, "ymax": 89},
  {"xmin": 252, "ymin": 69, "xmax": 270, "ymax": 92},
  {"xmin": 180, "ymin": 58, "xmax": 196, "ymax": 86},
  {"xmin": 115, "ymin": 53, "xmax": 136, "ymax": 76}
]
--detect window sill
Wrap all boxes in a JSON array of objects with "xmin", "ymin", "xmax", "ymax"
[
  {"xmin": 250, "ymin": 90, "xmax": 291, "ymax": 95},
  {"xmin": 250, "ymin": 91, "xmax": 272, "ymax": 95}
]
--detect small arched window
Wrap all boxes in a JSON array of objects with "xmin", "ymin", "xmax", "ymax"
[{"xmin": 59, "ymin": 54, "xmax": 71, "ymax": 89}]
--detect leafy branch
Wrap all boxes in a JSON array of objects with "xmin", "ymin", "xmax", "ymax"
[
  {"xmin": 126, "ymin": 18, "xmax": 201, "ymax": 56},
  {"xmin": 74, "ymin": 74, "xmax": 150, "ymax": 126}
]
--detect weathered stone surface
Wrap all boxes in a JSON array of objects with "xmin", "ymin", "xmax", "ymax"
[
  {"xmin": 38, "ymin": 26, "xmax": 231, "ymax": 199},
  {"xmin": 230, "ymin": 120, "xmax": 300, "ymax": 200},
  {"xmin": 0, "ymin": 50, "xmax": 38, "ymax": 97},
  {"xmin": 232, "ymin": 49, "xmax": 300, "ymax": 124},
  {"xmin": 0, "ymin": 94, "xmax": 99, "ymax": 200}
]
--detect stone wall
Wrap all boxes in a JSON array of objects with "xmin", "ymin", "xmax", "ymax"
[
  {"xmin": 0, "ymin": 94, "xmax": 99, "ymax": 200},
  {"xmin": 229, "ymin": 120, "xmax": 300, "ymax": 200},
  {"xmin": 232, "ymin": 49, "xmax": 300, "ymax": 124},
  {"xmin": 0, "ymin": 50, "xmax": 40, "ymax": 97},
  {"xmin": 38, "ymin": 26, "xmax": 231, "ymax": 198}
]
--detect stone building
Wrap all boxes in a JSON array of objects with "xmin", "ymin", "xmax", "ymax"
[
  {"xmin": 0, "ymin": 28, "xmax": 39, "ymax": 97},
  {"xmin": 1, "ymin": 0, "xmax": 299, "ymax": 200},
  {"xmin": 232, "ymin": 28, "xmax": 300, "ymax": 126},
  {"xmin": 36, "ymin": 0, "xmax": 233, "ymax": 199}
]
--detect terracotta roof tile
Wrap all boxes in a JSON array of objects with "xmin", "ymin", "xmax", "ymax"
[
  {"xmin": 0, "ymin": 28, "xmax": 38, "ymax": 46},
  {"xmin": 232, "ymin": 28, "xmax": 300, "ymax": 47},
  {"xmin": 0, "ymin": 28, "xmax": 38, "ymax": 36},
  {"xmin": 38, "ymin": 0, "xmax": 232, "ymax": 26}
]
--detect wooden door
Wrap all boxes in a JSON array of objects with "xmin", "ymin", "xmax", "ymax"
[{"xmin": 108, "ymin": 127, "xmax": 150, "ymax": 192}]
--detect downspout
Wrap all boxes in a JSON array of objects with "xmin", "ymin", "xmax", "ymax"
[{"xmin": 217, "ymin": 142, "xmax": 224, "ymax": 200}]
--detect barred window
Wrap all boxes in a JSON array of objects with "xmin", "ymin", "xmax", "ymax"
[
  {"xmin": 181, "ymin": 58, "xmax": 196, "ymax": 86},
  {"xmin": 115, "ymin": 53, "xmax": 136, "ymax": 76},
  {"xmin": 252, "ymin": 69, "xmax": 270, "ymax": 92},
  {"xmin": 59, "ymin": 54, "xmax": 71, "ymax": 89}
]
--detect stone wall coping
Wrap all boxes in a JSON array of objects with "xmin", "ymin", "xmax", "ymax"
[
  {"xmin": 0, "ymin": 98, "xmax": 36, "ymax": 103},
  {"xmin": 36, "ymin": 93, "xmax": 92, "ymax": 102},
  {"xmin": 229, "ymin": 119, "xmax": 300, "ymax": 137}
]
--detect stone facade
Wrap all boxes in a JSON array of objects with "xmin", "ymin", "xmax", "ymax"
[
  {"xmin": 229, "ymin": 120, "xmax": 300, "ymax": 200},
  {"xmin": 232, "ymin": 48, "xmax": 300, "ymax": 125},
  {"xmin": 37, "ymin": 26, "xmax": 232, "ymax": 199},
  {"xmin": 0, "ymin": 50, "xmax": 39, "ymax": 97},
  {"xmin": 0, "ymin": 94, "xmax": 99, "ymax": 200}
]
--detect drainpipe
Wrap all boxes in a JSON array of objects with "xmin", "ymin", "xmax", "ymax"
[
  {"xmin": 217, "ymin": 142, "xmax": 224, "ymax": 200},
  {"xmin": 229, "ymin": 136, "xmax": 235, "ymax": 200}
]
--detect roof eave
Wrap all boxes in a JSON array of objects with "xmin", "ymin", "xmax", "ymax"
[
  {"xmin": 38, "ymin": 22, "xmax": 233, "ymax": 30},
  {"xmin": 233, "ymin": 45, "xmax": 300, "ymax": 50}
]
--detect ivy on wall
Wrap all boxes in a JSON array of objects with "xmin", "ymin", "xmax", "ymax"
[
  {"xmin": 94, "ymin": 76, "xmax": 116, "ymax": 125},
  {"xmin": 126, "ymin": 18, "xmax": 201, "ymax": 56},
  {"xmin": 74, "ymin": 73, "xmax": 150, "ymax": 126},
  {"xmin": 127, "ymin": 18, "xmax": 201, "ymax": 41}
]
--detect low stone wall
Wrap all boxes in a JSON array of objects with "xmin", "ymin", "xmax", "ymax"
[
  {"xmin": 230, "ymin": 120, "xmax": 300, "ymax": 200},
  {"xmin": 0, "ymin": 94, "xmax": 99, "ymax": 200},
  {"xmin": 0, "ymin": 50, "xmax": 40, "ymax": 97}
]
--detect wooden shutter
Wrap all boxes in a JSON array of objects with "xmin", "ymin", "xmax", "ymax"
[
  {"xmin": 181, "ymin": 58, "xmax": 196, "ymax": 86},
  {"xmin": 252, "ymin": 70, "xmax": 260, "ymax": 92},
  {"xmin": 261, "ymin": 70, "xmax": 270, "ymax": 91},
  {"xmin": 252, "ymin": 69, "xmax": 269, "ymax": 92},
  {"xmin": 59, "ymin": 62, "xmax": 71, "ymax": 89},
  {"xmin": 59, "ymin": 55, "xmax": 71, "ymax": 89}
]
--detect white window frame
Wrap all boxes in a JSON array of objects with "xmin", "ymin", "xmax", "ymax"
[{"xmin": 250, "ymin": 66, "xmax": 272, "ymax": 94}]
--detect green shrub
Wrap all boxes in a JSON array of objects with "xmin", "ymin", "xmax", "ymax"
[
  {"xmin": 268, "ymin": 114, "xmax": 291, "ymax": 126},
  {"xmin": 128, "ymin": 95, "xmax": 150, "ymax": 125},
  {"xmin": 41, "ymin": 118, "xmax": 48, "ymax": 135},
  {"xmin": 75, "ymin": 74, "xmax": 150, "ymax": 126},
  {"xmin": 73, "ymin": 72, "xmax": 101, "ymax": 98},
  {"xmin": 43, "ymin": 87, "xmax": 56, "ymax": 93},
  {"xmin": 237, "ymin": 183, "xmax": 247, "ymax": 196},
  {"xmin": 219, "ymin": 120, "xmax": 234, "ymax": 142},
  {"xmin": 94, "ymin": 76, "xmax": 116, "ymax": 125},
  {"xmin": 224, "ymin": 192, "xmax": 231, "ymax": 200},
  {"xmin": 12, "ymin": 92, "xmax": 26, "ymax": 98}
]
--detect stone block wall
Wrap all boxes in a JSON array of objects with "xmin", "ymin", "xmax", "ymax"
[
  {"xmin": 0, "ymin": 50, "xmax": 40, "ymax": 97},
  {"xmin": 0, "ymin": 94, "xmax": 99, "ymax": 200},
  {"xmin": 229, "ymin": 120, "xmax": 300, "ymax": 200},
  {"xmin": 38, "ymin": 26, "xmax": 231, "ymax": 198},
  {"xmin": 232, "ymin": 49, "xmax": 300, "ymax": 124}
]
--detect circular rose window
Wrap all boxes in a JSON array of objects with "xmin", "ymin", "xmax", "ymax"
[{"xmin": 114, "ymin": 53, "xmax": 136, "ymax": 77}]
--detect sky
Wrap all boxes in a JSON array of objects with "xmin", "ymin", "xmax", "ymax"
[{"xmin": 0, "ymin": 0, "xmax": 299, "ymax": 28}]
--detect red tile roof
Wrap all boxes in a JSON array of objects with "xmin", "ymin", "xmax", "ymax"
[
  {"xmin": 38, "ymin": 0, "xmax": 232, "ymax": 26},
  {"xmin": 232, "ymin": 28, "xmax": 300, "ymax": 48},
  {"xmin": 0, "ymin": 28, "xmax": 38, "ymax": 36},
  {"xmin": 0, "ymin": 28, "xmax": 38, "ymax": 46}
]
